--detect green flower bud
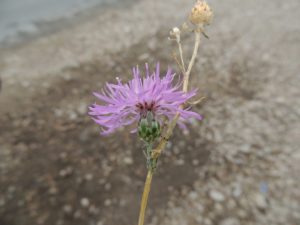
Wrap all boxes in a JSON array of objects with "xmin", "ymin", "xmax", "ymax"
[{"xmin": 138, "ymin": 112, "xmax": 161, "ymax": 143}]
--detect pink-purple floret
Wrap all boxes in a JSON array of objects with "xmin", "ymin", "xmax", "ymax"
[{"xmin": 89, "ymin": 63, "xmax": 202, "ymax": 135}]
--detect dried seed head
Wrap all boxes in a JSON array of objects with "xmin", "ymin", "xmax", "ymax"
[
  {"xmin": 170, "ymin": 27, "xmax": 180, "ymax": 39},
  {"xmin": 169, "ymin": 27, "xmax": 181, "ymax": 42},
  {"xmin": 171, "ymin": 27, "xmax": 180, "ymax": 35},
  {"xmin": 189, "ymin": 1, "xmax": 213, "ymax": 26}
]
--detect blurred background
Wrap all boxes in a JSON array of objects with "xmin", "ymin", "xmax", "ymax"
[{"xmin": 0, "ymin": 0, "xmax": 299, "ymax": 225}]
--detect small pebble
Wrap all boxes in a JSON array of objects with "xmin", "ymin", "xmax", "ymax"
[{"xmin": 80, "ymin": 198, "xmax": 90, "ymax": 208}]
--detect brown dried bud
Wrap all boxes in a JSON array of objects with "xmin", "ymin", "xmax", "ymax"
[{"xmin": 189, "ymin": 1, "xmax": 213, "ymax": 26}]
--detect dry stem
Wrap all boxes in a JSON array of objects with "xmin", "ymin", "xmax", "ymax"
[
  {"xmin": 183, "ymin": 30, "xmax": 201, "ymax": 92},
  {"xmin": 152, "ymin": 29, "xmax": 201, "ymax": 159}
]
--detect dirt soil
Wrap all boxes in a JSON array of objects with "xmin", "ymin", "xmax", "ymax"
[{"xmin": 0, "ymin": 1, "xmax": 299, "ymax": 225}]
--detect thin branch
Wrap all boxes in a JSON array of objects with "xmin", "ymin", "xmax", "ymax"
[
  {"xmin": 177, "ymin": 40, "xmax": 186, "ymax": 73},
  {"xmin": 183, "ymin": 30, "xmax": 201, "ymax": 92}
]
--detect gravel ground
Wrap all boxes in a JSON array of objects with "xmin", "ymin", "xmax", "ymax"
[{"xmin": 0, "ymin": 0, "xmax": 299, "ymax": 225}]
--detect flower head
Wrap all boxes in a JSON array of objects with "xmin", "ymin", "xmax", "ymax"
[{"xmin": 89, "ymin": 63, "xmax": 202, "ymax": 135}]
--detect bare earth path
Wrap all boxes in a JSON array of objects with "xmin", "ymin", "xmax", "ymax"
[{"xmin": 0, "ymin": 1, "xmax": 299, "ymax": 225}]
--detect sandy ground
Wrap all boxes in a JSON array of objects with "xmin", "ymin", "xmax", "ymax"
[{"xmin": 0, "ymin": 0, "xmax": 300, "ymax": 225}]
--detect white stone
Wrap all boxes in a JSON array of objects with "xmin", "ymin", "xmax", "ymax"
[
  {"xmin": 209, "ymin": 190, "xmax": 225, "ymax": 202},
  {"xmin": 80, "ymin": 198, "xmax": 90, "ymax": 207}
]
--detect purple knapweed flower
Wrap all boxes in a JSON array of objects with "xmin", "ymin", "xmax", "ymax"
[{"xmin": 89, "ymin": 63, "xmax": 202, "ymax": 135}]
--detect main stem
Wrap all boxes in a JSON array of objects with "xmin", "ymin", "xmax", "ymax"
[
  {"xmin": 138, "ymin": 170, "xmax": 153, "ymax": 225},
  {"xmin": 137, "ymin": 29, "xmax": 202, "ymax": 225}
]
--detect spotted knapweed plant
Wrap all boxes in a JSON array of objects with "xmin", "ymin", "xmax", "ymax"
[{"xmin": 89, "ymin": 1, "xmax": 213, "ymax": 224}]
